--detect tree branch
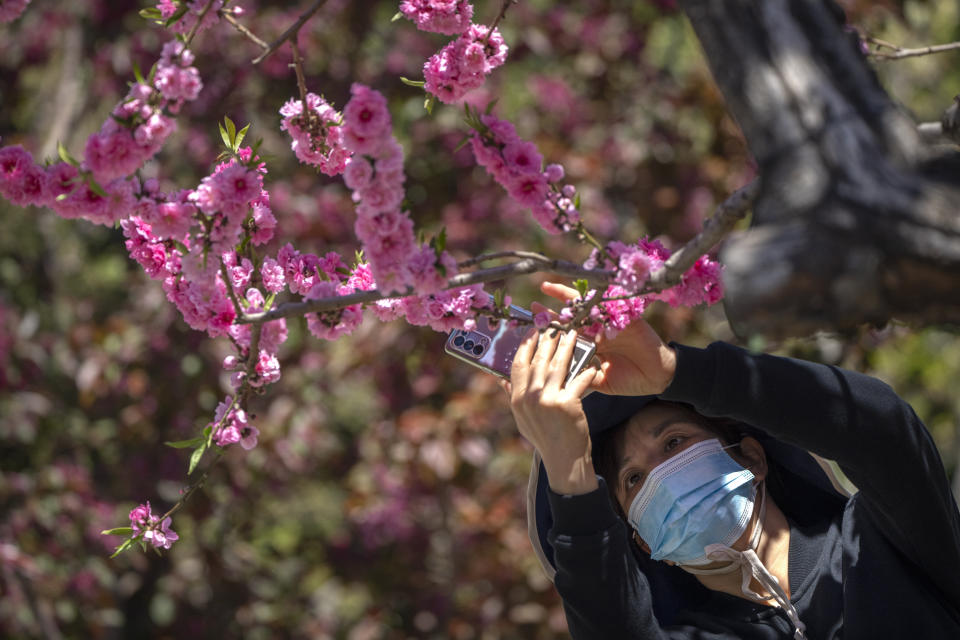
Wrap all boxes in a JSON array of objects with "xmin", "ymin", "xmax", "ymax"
[
  {"xmin": 221, "ymin": 10, "xmax": 269, "ymax": 51},
  {"xmin": 239, "ymin": 259, "xmax": 616, "ymax": 324},
  {"xmin": 646, "ymin": 180, "xmax": 758, "ymax": 291},
  {"xmin": 868, "ymin": 37, "xmax": 960, "ymax": 61},
  {"xmin": 252, "ymin": 0, "xmax": 329, "ymax": 65}
]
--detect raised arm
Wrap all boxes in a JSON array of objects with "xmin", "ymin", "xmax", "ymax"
[{"xmin": 658, "ymin": 341, "xmax": 960, "ymax": 608}]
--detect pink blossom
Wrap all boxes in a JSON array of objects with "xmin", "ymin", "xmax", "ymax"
[
  {"xmin": 0, "ymin": 0, "xmax": 29, "ymax": 23},
  {"xmin": 400, "ymin": 0, "xmax": 473, "ymax": 35},
  {"xmin": 342, "ymin": 84, "xmax": 392, "ymax": 152},
  {"xmin": 143, "ymin": 517, "xmax": 179, "ymax": 550},
  {"xmin": 305, "ymin": 283, "xmax": 365, "ymax": 341},
  {"xmin": 122, "ymin": 217, "xmax": 174, "ymax": 279},
  {"xmin": 260, "ymin": 257, "xmax": 285, "ymax": 293},
  {"xmin": 144, "ymin": 200, "xmax": 195, "ymax": 240},
  {"xmin": 156, "ymin": 0, "xmax": 177, "ymax": 19},
  {"xmin": 240, "ymin": 424, "xmax": 259, "ymax": 450},
  {"xmin": 343, "ymin": 156, "xmax": 374, "ymax": 191},
  {"xmin": 259, "ymin": 318, "xmax": 288, "ymax": 355},
  {"xmin": 170, "ymin": 0, "xmax": 222, "ymax": 36},
  {"xmin": 128, "ymin": 502, "xmax": 155, "ymax": 535},
  {"xmin": 407, "ymin": 245, "xmax": 457, "ymax": 295},
  {"xmin": 214, "ymin": 162, "xmax": 262, "ymax": 206},
  {"xmin": 424, "ymin": 25, "xmax": 508, "ymax": 104},
  {"xmin": 0, "ymin": 145, "xmax": 47, "ymax": 206},
  {"xmin": 279, "ymin": 93, "xmax": 351, "ymax": 175},
  {"xmin": 250, "ymin": 350, "xmax": 280, "ymax": 387},
  {"xmin": 250, "ymin": 199, "xmax": 276, "ymax": 245}
]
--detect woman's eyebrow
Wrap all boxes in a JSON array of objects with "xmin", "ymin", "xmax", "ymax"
[{"xmin": 617, "ymin": 418, "xmax": 693, "ymax": 473}]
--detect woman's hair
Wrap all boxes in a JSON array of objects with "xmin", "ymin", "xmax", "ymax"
[{"xmin": 591, "ymin": 399, "xmax": 747, "ymax": 522}]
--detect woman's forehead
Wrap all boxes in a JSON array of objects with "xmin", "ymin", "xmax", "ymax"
[{"xmin": 624, "ymin": 404, "xmax": 706, "ymax": 437}]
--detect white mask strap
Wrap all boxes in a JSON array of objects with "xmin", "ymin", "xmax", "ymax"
[{"xmin": 683, "ymin": 485, "xmax": 807, "ymax": 639}]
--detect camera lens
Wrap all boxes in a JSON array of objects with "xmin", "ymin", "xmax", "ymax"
[
  {"xmin": 472, "ymin": 344, "xmax": 484, "ymax": 355},
  {"xmin": 463, "ymin": 340, "xmax": 475, "ymax": 351},
  {"xmin": 453, "ymin": 335, "xmax": 465, "ymax": 347}
]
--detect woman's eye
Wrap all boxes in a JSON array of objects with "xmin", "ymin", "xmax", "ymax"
[
  {"xmin": 626, "ymin": 472, "xmax": 642, "ymax": 489},
  {"xmin": 665, "ymin": 436, "xmax": 684, "ymax": 452}
]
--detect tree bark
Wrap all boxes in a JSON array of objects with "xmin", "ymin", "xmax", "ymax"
[{"xmin": 678, "ymin": 0, "xmax": 960, "ymax": 338}]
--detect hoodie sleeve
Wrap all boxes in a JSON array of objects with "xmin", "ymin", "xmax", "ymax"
[
  {"xmin": 547, "ymin": 478, "xmax": 673, "ymax": 639},
  {"xmin": 659, "ymin": 341, "xmax": 960, "ymax": 608}
]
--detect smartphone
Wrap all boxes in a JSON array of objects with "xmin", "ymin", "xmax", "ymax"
[{"xmin": 444, "ymin": 299, "xmax": 597, "ymax": 383}]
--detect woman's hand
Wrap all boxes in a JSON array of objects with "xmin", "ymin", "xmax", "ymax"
[
  {"xmin": 537, "ymin": 281, "xmax": 677, "ymax": 397},
  {"xmin": 505, "ymin": 327, "xmax": 600, "ymax": 495}
]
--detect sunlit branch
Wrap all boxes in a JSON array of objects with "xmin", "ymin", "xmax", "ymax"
[
  {"xmin": 867, "ymin": 36, "xmax": 960, "ymax": 60},
  {"xmin": 221, "ymin": 10, "xmax": 269, "ymax": 50},
  {"xmin": 240, "ymin": 258, "xmax": 617, "ymax": 324},
  {"xmin": 252, "ymin": 0, "xmax": 329, "ymax": 65}
]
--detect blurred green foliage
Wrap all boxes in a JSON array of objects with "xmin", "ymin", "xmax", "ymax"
[{"xmin": 0, "ymin": 1, "xmax": 958, "ymax": 638}]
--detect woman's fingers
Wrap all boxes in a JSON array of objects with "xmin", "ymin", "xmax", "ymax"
[
  {"xmin": 509, "ymin": 328, "xmax": 539, "ymax": 395},
  {"xmin": 541, "ymin": 281, "xmax": 581, "ymax": 303},
  {"xmin": 545, "ymin": 330, "xmax": 577, "ymax": 388},
  {"xmin": 529, "ymin": 328, "xmax": 561, "ymax": 388}
]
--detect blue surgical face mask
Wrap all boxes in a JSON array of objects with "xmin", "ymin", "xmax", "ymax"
[{"xmin": 626, "ymin": 438, "xmax": 756, "ymax": 567}]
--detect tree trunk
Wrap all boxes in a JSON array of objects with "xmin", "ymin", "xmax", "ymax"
[{"xmin": 679, "ymin": 0, "xmax": 960, "ymax": 338}]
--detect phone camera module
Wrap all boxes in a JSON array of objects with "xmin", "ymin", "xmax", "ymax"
[
  {"xmin": 453, "ymin": 335, "xmax": 465, "ymax": 347},
  {"xmin": 472, "ymin": 344, "xmax": 484, "ymax": 355}
]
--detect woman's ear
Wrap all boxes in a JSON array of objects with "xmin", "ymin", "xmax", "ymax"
[{"xmin": 736, "ymin": 436, "xmax": 768, "ymax": 483}]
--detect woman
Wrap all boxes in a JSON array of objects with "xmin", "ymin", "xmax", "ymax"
[{"xmin": 505, "ymin": 282, "xmax": 960, "ymax": 639}]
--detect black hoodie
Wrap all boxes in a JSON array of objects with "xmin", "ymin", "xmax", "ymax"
[{"xmin": 541, "ymin": 342, "xmax": 960, "ymax": 638}]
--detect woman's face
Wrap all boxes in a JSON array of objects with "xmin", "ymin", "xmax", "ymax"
[{"xmin": 610, "ymin": 404, "xmax": 722, "ymax": 514}]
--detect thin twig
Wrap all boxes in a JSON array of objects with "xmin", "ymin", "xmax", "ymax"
[
  {"xmin": 487, "ymin": 0, "xmax": 516, "ymax": 35},
  {"xmin": 183, "ymin": 0, "xmax": 219, "ymax": 49},
  {"xmin": 867, "ymin": 37, "xmax": 960, "ymax": 60},
  {"xmin": 157, "ymin": 450, "xmax": 225, "ymax": 523},
  {"xmin": 458, "ymin": 250, "xmax": 559, "ymax": 269},
  {"xmin": 290, "ymin": 40, "xmax": 311, "ymax": 124},
  {"xmin": 219, "ymin": 261, "xmax": 245, "ymax": 318},
  {"xmin": 645, "ymin": 179, "xmax": 759, "ymax": 291},
  {"xmin": 252, "ymin": 0, "xmax": 329, "ymax": 65},
  {"xmin": 221, "ymin": 10, "xmax": 269, "ymax": 50}
]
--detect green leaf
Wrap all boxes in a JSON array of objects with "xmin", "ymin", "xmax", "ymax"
[
  {"xmin": 139, "ymin": 8, "xmax": 163, "ymax": 20},
  {"xmin": 132, "ymin": 61, "xmax": 145, "ymax": 86},
  {"xmin": 164, "ymin": 5, "xmax": 189, "ymax": 28},
  {"xmin": 434, "ymin": 227, "xmax": 446, "ymax": 254},
  {"xmin": 250, "ymin": 137, "xmax": 264, "ymax": 158},
  {"xmin": 57, "ymin": 141, "xmax": 79, "ymax": 167},
  {"xmin": 147, "ymin": 62, "xmax": 158, "ymax": 85},
  {"xmin": 573, "ymin": 192, "xmax": 581, "ymax": 209},
  {"xmin": 101, "ymin": 527, "xmax": 134, "ymax": 536},
  {"xmin": 87, "ymin": 178, "xmax": 107, "ymax": 198},
  {"xmin": 234, "ymin": 123, "xmax": 251, "ymax": 152},
  {"xmin": 224, "ymin": 116, "xmax": 237, "ymax": 146},
  {"xmin": 452, "ymin": 136, "xmax": 470, "ymax": 153},
  {"xmin": 391, "ymin": 11, "xmax": 404, "ymax": 22},
  {"xmin": 484, "ymin": 99, "xmax": 499, "ymax": 115},
  {"xmin": 110, "ymin": 538, "xmax": 135, "ymax": 559},
  {"xmin": 493, "ymin": 288, "xmax": 505, "ymax": 309},
  {"xmin": 424, "ymin": 94, "xmax": 436, "ymax": 115},
  {"xmin": 188, "ymin": 444, "xmax": 206, "ymax": 475},
  {"xmin": 574, "ymin": 279, "xmax": 589, "ymax": 298},
  {"xmin": 164, "ymin": 436, "xmax": 204, "ymax": 449},
  {"xmin": 56, "ymin": 193, "xmax": 69, "ymax": 201},
  {"xmin": 219, "ymin": 122, "xmax": 231, "ymax": 150},
  {"xmin": 399, "ymin": 77, "xmax": 425, "ymax": 88}
]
